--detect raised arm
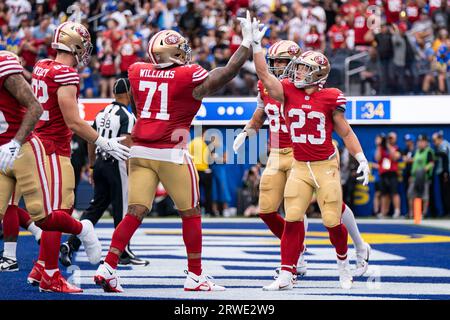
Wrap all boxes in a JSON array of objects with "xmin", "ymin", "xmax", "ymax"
[
  {"xmin": 4, "ymin": 73, "xmax": 43, "ymax": 144},
  {"xmin": 333, "ymin": 110, "xmax": 370, "ymax": 185},
  {"xmin": 192, "ymin": 11, "xmax": 252, "ymax": 101},
  {"xmin": 252, "ymin": 19, "xmax": 284, "ymax": 103}
]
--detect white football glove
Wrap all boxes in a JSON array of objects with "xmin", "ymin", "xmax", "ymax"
[
  {"xmin": 237, "ymin": 10, "xmax": 252, "ymax": 48},
  {"xmin": 233, "ymin": 131, "xmax": 248, "ymax": 153},
  {"xmin": 355, "ymin": 152, "xmax": 370, "ymax": 186},
  {"xmin": 0, "ymin": 139, "xmax": 21, "ymax": 173},
  {"xmin": 251, "ymin": 17, "xmax": 268, "ymax": 53},
  {"xmin": 95, "ymin": 136, "xmax": 131, "ymax": 161}
]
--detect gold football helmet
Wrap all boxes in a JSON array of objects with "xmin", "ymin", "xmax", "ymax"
[
  {"xmin": 52, "ymin": 22, "xmax": 93, "ymax": 66},
  {"xmin": 0, "ymin": 50, "xmax": 21, "ymax": 62},
  {"xmin": 267, "ymin": 40, "xmax": 301, "ymax": 78},
  {"xmin": 147, "ymin": 30, "xmax": 191, "ymax": 68},
  {"xmin": 284, "ymin": 50, "xmax": 331, "ymax": 88}
]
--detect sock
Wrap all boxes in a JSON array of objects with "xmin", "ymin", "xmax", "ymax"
[
  {"xmin": 3, "ymin": 242, "xmax": 17, "ymax": 260},
  {"xmin": 281, "ymin": 221, "xmax": 305, "ymax": 272},
  {"xmin": 182, "ymin": 215, "xmax": 202, "ymax": 276},
  {"xmin": 27, "ymin": 222, "xmax": 42, "ymax": 242},
  {"xmin": 37, "ymin": 210, "xmax": 82, "ymax": 235},
  {"xmin": 44, "ymin": 269, "xmax": 58, "ymax": 276},
  {"xmin": 17, "ymin": 207, "xmax": 32, "ymax": 229},
  {"xmin": 40, "ymin": 231, "xmax": 62, "ymax": 270},
  {"xmin": 341, "ymin": 204, "xmax": 365, "ymax": 251},
  {"xmin": 259, "ymin": 212, "xmax": 285, "ymax": 239},
  {"xmin": 105, "ymin": 214, "xmax": 141, "ymax": 269},
  {"xmin": 2, "ymin": 205, "xmax": 19, "ymax": 240},
  {"xmin": 326, "ymin": 224, "xmax": 349, "ymax": 260}
]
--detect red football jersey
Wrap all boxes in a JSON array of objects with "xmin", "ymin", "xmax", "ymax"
[
  {"xmin": 257, "ymin": 80, "xmax": 291, "ymax": 150},
  {"xmin": 384, "ymin": 0, "xmax": 402, "ymax": 24},
  {"xmin": 128, "ymin": 62, "xmax": 208, "ymax": 149},
  {"xmin": 281, "ymin": 79, "xmax": 347, "ymax": 162},
  {"xmin": 406, "ymin": 2, "xmax": 420, "ymax": 24},
  {"xmin": 328, "ymin": 24, "xmax": 349, "ymax": 49},
  {"xmin": 0, "ymin": 55, "xmax": 31, "ymax": 145},
  {"xmin": 303, "ymin": 32, "xmax": 322, "ymax": 51},
  {"xmin": 33, "ymin": 59, "xmax": 80, "ymax": 157},
  {"xmin": 353, "ymin": 13, "xmax": 370, "ymax": 46}
]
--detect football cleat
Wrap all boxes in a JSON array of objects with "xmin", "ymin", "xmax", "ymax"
[
  {"xmin": 27, "ymin": 261, "xmax": 44, "ymax": 286},
  {"xmin": 337, "ymin": 258, "xmax": 353, "ymax": 290},
  {"xmin": 264, "ymin": 270, "xmax": 294, "ymax": 291},
  {"xmin": 184, "ymin": 271, "xmax": 226, "ymax": 291},
  {"xmin": 0, "ymin": 256, "xmax": 19, "ymax": 272},
  {"xmin": 94, "ymin": 261, "xmax": 124, "ymax": 293},
  {"xmin": 39, "ymin": 270, "xmax": 83, "ymax": 293},
  {"xmin": 59, "ymin": 242, "xmax": 73, "ymax": 267},
  {"xmin": 297, "ymin": 247, "xmax": 308, "ymax": 277},
  {"xmin": 274, "ymin": 267, "xmax": 298, "ymax": 284},
  {"xmin": 354, "ymin": 243, "xmax": 371, "ymax": 277},
  {"xmin": 119, "ymin": 245, "xmax": 150, "ymax": 266},
  {"xmin": 78, "ymin": 220, "xmax": 102, "ymax": 265}
]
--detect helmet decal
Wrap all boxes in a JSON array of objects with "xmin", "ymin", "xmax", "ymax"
[{"xmin": 164, "ymin": 34, "xmax": 181, "ymax": 45}]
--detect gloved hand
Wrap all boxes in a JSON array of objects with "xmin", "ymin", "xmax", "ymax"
[
  {"xmin": 0, "ymin": 139, "xmax": 21, "ymax": 173},
  {"xmin": 95, "ymin": 136, "xmax": 131, "ymax": 161},
  {"xmin": 251, "ymin": 17, "xmax": 268, "ymax": 53},
  {"xmin": 233, "ymin": 130, "xmax": 248, "ymax": 153},
  {"xmin": 355, "ymin": 152, "xmax": 370, "ymax": 186},
  {"xmin": 237, "ymin": 10, "xmax": 252, "ymax": 48}
]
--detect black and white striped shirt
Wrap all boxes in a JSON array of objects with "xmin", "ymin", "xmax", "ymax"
[{"xmin": 92, "ymin": 102, "xmax": 136, "ymax": 158}]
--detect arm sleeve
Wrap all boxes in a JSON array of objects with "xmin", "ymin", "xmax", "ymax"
[
  {"xmin": 0, "ymin": 56, "xmax": 24, "ymax": 87},
  {"xmin": 335, "ymin": 89, "xmax": 347, "ymax": 113}
]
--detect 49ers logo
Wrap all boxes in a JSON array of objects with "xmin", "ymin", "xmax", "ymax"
[
  {"xmin": 164, "ymin": 34, "xmax": 180, "ymax": 45},
  {"xmin": 314, "ymin": 55, "xmax": 328, "ymax": 66},
  {"xmin": 288, "ymin": 45, "xmax": 300, "ymax": 56},
  {"xmin": 75, "ymin": 26, "xmax": 90, "ymax": 40}
]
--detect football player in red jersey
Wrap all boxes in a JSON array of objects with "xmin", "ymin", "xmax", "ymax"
[
  {"xmin": 0, "ymin": 49, "xmax": 103, "ymax": 292},
  {"xmin": 233, "ymin": 40, "xmax": 371, "ymax": 283},
  {"xmin": 24, "ymin": 21, "xmax": 130, "ymax": 293},
  {"xmin": 251, "ymin": 21, "xmax": 370, "ymax": 290},
  {"xmin": 94, "ymin": 11, "xmax": 254, "ymax": 293}
]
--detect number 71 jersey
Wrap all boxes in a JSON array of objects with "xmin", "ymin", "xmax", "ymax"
[
  {"xmin": 281, "ymin": 79, "xmax": 346, "ymax": 162},
  {"xmin": 128, "ymin": 62, "xmax": 208, "ymax": 149}
]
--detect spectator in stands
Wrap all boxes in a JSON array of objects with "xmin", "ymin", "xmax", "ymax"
[
  {"xmin": 384, "ymin": 0, "xmax": 402, "ymax": 25},
  {"xmin": 431, "ymin": 44, "xmax": 450, "ymax": 94},
  {"xmin": 391, "ymin": 22, "xmax": 416, "ymax": 94},
  {"xmin": 97, "ymin": 40, "xmax": 118, "ymax": 98},
  {"xmin": 374, "ymin": 22, "xmax": 394, "ymax": 94},
  {"xmin": 241, "ymin": 162, "xmax": 262, "ymax": 217},
  {"xmin": 211, "ymin": 142, "xmax": 232, "ymax": 217},
  {"xmin": 304, "ymin": 24, "xmax": 325, "ymax": 52},
  {"xmin": 117, "ymin": 25, "xmax": 141, "ymax": 78},
  {"xmin": 0, "ymin": 1, "xmax": 9, "ymax": 27},
  {"xmin": 406, "ymin": 0, "xmax": 421, "ymax": 26},
  {"xmin": 375, "ymin": 132, "xmax": 402, "ymax": 218},
  {"xmin": 80, "ymin": 65, "xmax": 96, "ymax": 98},
  {"xmin": 5, "ymin": 27, "xmax": 20, "ymax": 54},
  {"xmin": 432, "ymin": 131, "xmax": 450, "ymax": 216},
  {"xmin": 327, "ymin": 15, "xmax": 350, "ymax": 53},
  {"xmin": 372, "ymin": 134, "xmax": 383, "ymax": 216},
  {"xmin": 431, "ymin": 0, "xmax": 450, "ymax": 31},
  {"xmin": 339, "ymin": 143, "xmax": 358, "ymax": 208},
  {"xmin": 179, "ymin": 0, "xmax": 202, "ymax": 43},
  {"xmin": 18, "ymin": 26, "xmax": 38, "ymax": 72},
  {"xmin": 6, "ymin": 0, "xmax": 31, "ymax": 30},
  {"xmin": 351, "ymin": 1, "xmax": 371, "ymax": 50},
  {"xmin": 360, "ymin": 46, "xmax": 380, "ymax": 95},
  {"xmin": 415, "ymin": 37, "xmax": 436, "ymax": 94},
  {"xmin": 408, "ymin": 134, "xmax": 434, "ymax": 218}
]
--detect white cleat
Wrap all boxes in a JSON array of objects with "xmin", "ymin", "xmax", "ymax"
[
  {"xmin": 337, "ymin": 258, "xmax": 353, "ymax": 289},
  {"xmin": 264, "ymin": 270, "xmax": 294, "ymax": 291},
  {"xmin": 354, "ymin": 243, "xmax": 371, "ymax": 277},
  {"xmin": 297, "ymin": 248, "xmax": 308, "ymax": 277},
  {"xmin": 78, "ymin": 220, "xmax": 102, "ymax": 265},
  {"xmin": 274, "ymin": 267, "xmax": 298, "ymax": 284},
  {"xmin": 94, "ymin": 261, "xmax": 124, "ymax": 293},
  {"xmin": 184, "ymin": 271, "xmax": 226, "ymax": 291}
]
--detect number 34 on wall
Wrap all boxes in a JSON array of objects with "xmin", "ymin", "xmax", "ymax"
[{"xmin": 361, "ymin": 102, "xmax": 385, "ymax": 119}]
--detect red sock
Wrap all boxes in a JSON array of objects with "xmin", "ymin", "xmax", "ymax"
[
  {"xmin": 182, "ymin": 215, "xmax": 202, "ymax": 276},
  {"xmin": 40, "ymin": 231, "xmax": 62, "ymax": 269},
  {"xmin": 259, "ymin": 212, "xmax": 285, "ymax": 239},
  {"xmin": 17, "ymin": 207, "xmax": 32, "ymax": 229},
  {"xmin": 326, "ymin": 224, "xmax": 349, "ymax": 260},
  {"xmin": 281, "ymin": 221, "xmax": 305, "ymax": 272},
  {"xmin": 2, "ymin": 205, "xmax": 19, "ymax": 240},
  {"xmin": 37, "ymin": 210, "xmax": 82, "ymax": 234},
  {"xmin": 105, "ymin": 214, "xmax": 141, "ymax": 269}
]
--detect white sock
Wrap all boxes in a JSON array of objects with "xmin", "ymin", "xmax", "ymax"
[
  {"xmin": 27, "ymin": 222, "xmax": 42, "ymax": 242},
  {"xmin": 45, "ymin": 268, "xmax": 58, "ymax": 276},
  {"xmin": 3, "ymin": 242, "xmax": 17, "ymax": 260},
  {"xmin": 341, "ymin": 205, "xmax": 365, "ymax": 251}
]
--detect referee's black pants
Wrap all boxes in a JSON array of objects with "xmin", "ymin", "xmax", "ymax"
[{"xmin": 67, "ymin": 157, "xmax": 128, "ymax": 251}]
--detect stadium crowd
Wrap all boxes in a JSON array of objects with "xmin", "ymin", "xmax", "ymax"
[{"xmin": 0, "ymin": 0, "xmax": 450, "ymax": 96}]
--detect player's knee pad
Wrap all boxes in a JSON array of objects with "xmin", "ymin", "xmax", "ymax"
[{"xmin": 25, "ymin": 199, "xmax": 45, "ymax": 222}]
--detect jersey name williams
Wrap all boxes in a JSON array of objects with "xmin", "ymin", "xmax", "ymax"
[{"xmin": 139, "ymin": 69, "xmax": 175, "ymax": 79}]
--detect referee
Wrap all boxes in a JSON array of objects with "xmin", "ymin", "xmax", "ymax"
[{"xmin": 59, "ymin": 78, "xmax": 149, "ymax": 267}]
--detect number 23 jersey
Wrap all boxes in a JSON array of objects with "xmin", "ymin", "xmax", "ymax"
[
  {"xmin": 128, "ymin": 62, "xmax": 208, "ymax": 149},
  {"xmin": 281, "ymin": 79, "xmax": 346, "ymax": 162}
]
